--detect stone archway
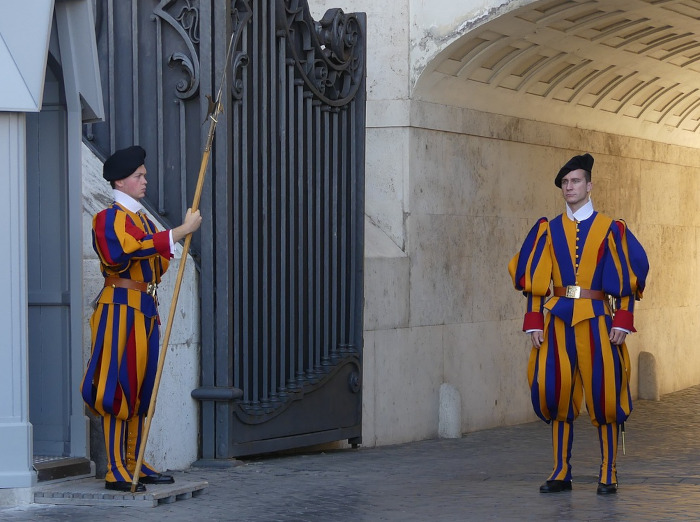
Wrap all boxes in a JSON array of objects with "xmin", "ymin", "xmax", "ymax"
[
  {"xmin": 316, "ymin": 0, "xmax": 700, "ymax": 447},
  {"xmin": 414, "ymin": 0, "xmax": 700, "ymax": 149},
  {"xmin": 396, "ymin": 0, "xmax": 700, "ymax": 428}
]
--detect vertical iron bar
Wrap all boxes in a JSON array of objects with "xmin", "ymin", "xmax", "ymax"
[
  {"xmin": 303, "ymin": 91, "xmax": 315, "ymax": 378},
  {"xmin": 322, "ymin": 106, "xmax": 331, "ymax": 366},
  {"xmin": 353, "ymin": 13, "xmax": 367, "ymax": 355},
  {"xmin": 339, "ymin": 106, "xmax": 348, "ymax": 350},
  {"xmin": 179, "ymin": 100, "xmax": 187, "ymax": 218},
  {"xmin": 260, "ymin": 0, "xmax": 270, "ymax": 408},
  {"xmin": 233, "ymin": 56, "xmax": 242, "ymax": 393},
  {"xmin": 215, "ymin": 2, "xmax": 235, "ymax": 458},
  {"xmin": 132, "ymin": 0, "xmax": 139, "ymax": 144},
  {"xmin": 330, "ymin": 108, "xmax": 339, "ymax": 362},
  {"xmin": 286, "ymin": 63, "xmax": 297, "ymax": 391},
  {"xmin": 251, "ymin": 4, "xmax": 260, "ymax": 409},
  {"xmin": 349, "ymin": 100, "xmax": 357, "ymax": 348},
  {"xmin": 349, "ymin": 98, "xmax": 359, "ymax": 349},
  {"xmin": 108, "ymin": 0, "xmax": 115, "ymax": 151},
  {"xmin": 268, "ymin": 0, "xmax": 279, "ymax": 405},
  {"xmin": 198, "ymin": 0, "xmax": 214, "ymax": 463},
  {"xmin": 277, "ymin": 38, "xmax": 288, "ymax": 397},
  {"xmin": 305, "ymin": 93, "xmax": 317, "ymax": 374},
  {"xmin": 296, "ymin": 80, "xmax": 305, "ymax": 384},
  {"xmin": 241, "ymin": 19, "xmax": 251, "ymax": 404},
  {"xmin": 313, "ymin": 100, "xmax": 322, "ymax": 372},
  {"xmin": 155, "ymin": 10, "xmax": 165, "ymax": 213}
]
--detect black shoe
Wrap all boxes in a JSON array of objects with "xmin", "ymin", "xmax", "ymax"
[
  {"xmin": 105, "ymin": 480, "xmax": 146, "ymax": 492},
  {"xmin": 539, "ymin": 480, "xmax": 573, "ymax": 493},
  {"xmin": 597, "ymin": 482, "xmax": 618, "ymax": 495},
  {"xmin": 139, "ymin": 473, "xmax": 175, "ymax": 485}
]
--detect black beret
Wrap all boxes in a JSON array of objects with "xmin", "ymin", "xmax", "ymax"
[
  {"xmin": 555, "ymin": 153, "xmax": 594, "ymax": 188},
  {"xmin": 103, "ymin": 146, "xmax": 146, "ymax": 181}
]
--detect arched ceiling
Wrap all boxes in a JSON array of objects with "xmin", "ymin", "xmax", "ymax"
[{"xmin": 414, "ymin": 0, "xmax": 700, "ymax": 148}]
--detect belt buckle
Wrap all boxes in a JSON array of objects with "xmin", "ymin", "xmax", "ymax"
[
  {"xmin": 565, "ymin": 285, "xmax": 581, "ymax": 299},
  {"xmin": 146, "ymin": 282, "xmax": 157, "ymax": 297}
]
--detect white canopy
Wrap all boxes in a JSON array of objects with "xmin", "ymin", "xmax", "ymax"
[
  {"xmin": 0, "ymin": 0, "xmax": 54, "ymax": 112},
  {"xmin": 0, "ymin": 0, "xmax": 103, "ymax": 120}
]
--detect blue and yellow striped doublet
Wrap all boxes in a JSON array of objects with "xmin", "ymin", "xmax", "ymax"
[{"xmin": 509, "ymin": 211, "xmax": 649, "ymax": 484}]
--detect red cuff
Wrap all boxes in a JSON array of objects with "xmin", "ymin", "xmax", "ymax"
[
  {"xmin": 612, "ymin": 309, "xmax": 636, "ymax": 333},
  {"xmin": 153, "ymin": 230, "xmax": 173, "ymax": 259},
  {"xmin": 523, "ymin": 312, "xmax": 544, "ymax": 331}
]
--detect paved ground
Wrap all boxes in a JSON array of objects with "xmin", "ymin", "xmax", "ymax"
[{"xmin": 3, "ymin": 385, "xmax": 700, "ymax": 521}]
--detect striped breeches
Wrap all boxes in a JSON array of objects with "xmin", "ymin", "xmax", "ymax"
[
  {"xmin": 81, "ymin": 302, "xmax": 160, "ymax": 420},
  {"xmin": 527, "ymin": 313, "xmax": 632, "ymax": 426},
  {"xmin": 530, "ymin": 313, "xmax": 630, "ymax": 485}
]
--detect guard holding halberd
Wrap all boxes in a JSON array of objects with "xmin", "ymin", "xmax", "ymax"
[{"xmin": 81, "ymin": 146, "xmax": 202, "ymax": 492}]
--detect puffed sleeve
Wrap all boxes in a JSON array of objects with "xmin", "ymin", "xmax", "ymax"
[
  {"xmin": 92, "ymin": 207, "xmax": 172, "ymax": 272},
  {"xmin": 508, "ymin": 218, "xmax": 552, "ymax": 331},
  {"xmin": 602, "ymin": 219, "xmax": 649, "ymax": 331}
]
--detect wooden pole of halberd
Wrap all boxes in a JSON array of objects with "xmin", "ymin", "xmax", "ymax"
[{"xmin": 130, "ymin": 104, "xmax": 219, "ymax": 493}]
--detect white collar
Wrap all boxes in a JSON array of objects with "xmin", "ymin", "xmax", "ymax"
[
  {"xmin": 113, "ymin": 189, "xmax": 144, "ymax": 214},
  {"xmin": 566, "ymin": 198, "xmax": 594, "ymax": 222}
]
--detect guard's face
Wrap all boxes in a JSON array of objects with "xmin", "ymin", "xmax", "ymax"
[
  {"xmin": 116, "ymin": 165, "xmax": 148, "ymax": 200},
  {"xmin": 560, "ymin": 169, "xmax": 591, "ymax": 210}
]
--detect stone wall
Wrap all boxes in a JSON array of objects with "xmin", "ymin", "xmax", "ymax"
[{"xmin": 362, "ymin": 99, "xmax": 700, "ymax": 446}]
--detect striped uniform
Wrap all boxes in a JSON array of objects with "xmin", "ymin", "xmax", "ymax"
[
  {"xmin": 509, "ymin": 211, "xmax": 648, "ymax": 485},
  {"xmin": 81, "ymin": 202, "xmax": 171, "ymax": 482}
]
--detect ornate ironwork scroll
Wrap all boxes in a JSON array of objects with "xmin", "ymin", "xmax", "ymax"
[
  {"xmin": 230, "ymin": 0, "xmax": 252, "ymax": 100},
  {"xmin": 154, "ymin": 0, "xmax": 201, "ymax": 100},
  {"xmin": 277, "ymin": 2, "xmax": 364, "ymax": 106}
]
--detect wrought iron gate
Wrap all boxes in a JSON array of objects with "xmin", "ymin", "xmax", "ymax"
[{"xmin": 84, "ymin": 0, "xmax": 365, "ymax": 459}]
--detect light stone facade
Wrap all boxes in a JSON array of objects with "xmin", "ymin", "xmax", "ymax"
[{"xmin": 308, "ymin": 0, "xmax": 700, "ymax": 447}]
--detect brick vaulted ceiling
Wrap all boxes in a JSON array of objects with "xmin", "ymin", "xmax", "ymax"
[{"xmin": 415, "ymin": 0, "xmax": 700, "ymax": 148}]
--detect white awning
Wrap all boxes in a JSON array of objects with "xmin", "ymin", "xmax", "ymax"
[
  {"xmin": 0, "ymin": 0, "xmax": 103, "ymax": 120},
  {"xmin": 0, "ymin": 0, "xmax": 54, "ymax": 112}
]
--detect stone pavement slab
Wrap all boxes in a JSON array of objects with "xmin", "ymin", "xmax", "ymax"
[
  {"xmin": 33, "ymin": 475, "xmax": 207, "ymax": 507},
  {"xmin": 3, "ymin": 385, "xmax": 700, "ymax": 521}
]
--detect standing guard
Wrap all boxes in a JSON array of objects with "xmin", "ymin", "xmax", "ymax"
[
  {"xmin": 81, "ymin": 146, "xmax": 202, "ymax": 492},
  {"xmin": 508, "ymin": 153, "xmax": 649, "ymax": 495}
]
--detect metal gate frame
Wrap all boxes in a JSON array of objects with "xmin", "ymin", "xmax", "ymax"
[
  {"xmin": 196, "ymin": 0, "xmax": 366, "ymax": 458},
  {"xmin": 84, "ymin": 0, "xmax": 366, "ymax": 461}
]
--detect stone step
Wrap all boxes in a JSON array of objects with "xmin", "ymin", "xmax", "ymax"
[
  {"xmin": 33, "ymin": 477, "xmax": 208, "ymax": 508},
  {"xmin": 33, "ymin": 456, "xmax": 93, "ymax": 482}
]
